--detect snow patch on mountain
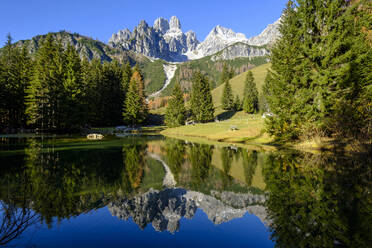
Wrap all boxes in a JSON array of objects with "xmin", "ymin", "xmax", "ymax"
[
  {"xmin": 247, "ymin": 17, "xmax": 282, "ymax": 46},
  {"xmin": 109, "ymin": 16, "xmax": 281, "ymax": 62},
  {"xmin": 149, "ymin": 64, "xmax": 177, "ymax": 98},
  {"xmin": 109, "ymin": 16, "xmax": 199, "ymax": 62},
  {"xmin": 187, "ymin": 18, "xmax": 281, "ymax": 60}
]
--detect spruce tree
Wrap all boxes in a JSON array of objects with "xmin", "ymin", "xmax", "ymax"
[
  {"xmin": 100, "ymin": 60, "xmax": 124, "ymax": 126},
  {"xmin": 0, "ymin": 34, "xmax": 32, "ymax": 129},
  {"xmin": 25, "ymin": 34, "xmax": 66, "ymax": 130},
  {"xmin": 123, "ymin": 71, "xmax": 148, "ymax": 125},
  {"xmin": 190, "ymin": 71, "xmax": 214, "ymax": 123},
  {"xmin": 264, "ymin": 0, "xmax": 372, "ymax": 141},
  {"xmin": 219, "ymin": 63, "xmax": 230, "ymax": 86},
  {"xmin": 133, "ymin": 64, "xmax": 146, "ymax": 100},
  {"xmin": 243, "ymin": 71, "xmax": 258, "ymax": 113},
  {"xmin": 62, "ymin": 44, "xmax": 84, "ymax": 129},
  {"xmin": 221, "ymin": 79, "xmax": 234, "ymax": 110},
  {"xmin": 81, "ymin": 58, "xmax": 103, "ymax": 126},
  {"xmin": 122, "ymin": 62, "xmax": 132, "ymax": 101},
  {"xmin": 219, "ymin": 63, "xmax": 234, "ymax": 87},
  {"xmin": 0, "ymin": 56, "xmax": 4, "ymax": 128},
  {"xmin": 234, "ymin": 95, "xmax": 242, "ymax": 111},
  {"xmin": 165, "ymin": 82, "xmax": 186, "ymax": 127}
]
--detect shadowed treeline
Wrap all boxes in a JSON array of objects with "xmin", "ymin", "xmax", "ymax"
[{"xmin": 263, "ymin": 150, "xmax": 372, "ymax": 248}]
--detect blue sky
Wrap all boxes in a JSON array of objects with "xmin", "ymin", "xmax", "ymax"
[{"xmin": 0, "ymin": 0, "xmax": 287, "ymax": 46}]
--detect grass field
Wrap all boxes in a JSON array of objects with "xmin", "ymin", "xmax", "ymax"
[
  {"xmin": 160, "ymin": 63, "xmax": 273, "ymax": 146},
  {"xmin": 161, "ymin": 55, "xmax": 268, "ymax": 96},
  {"xmin": 161, "ymin": 111, "xmax": 273, "ymax": 146},
  {"xmin": 212, "ymin": 63, "xmax": 270, "ymax": 115}
]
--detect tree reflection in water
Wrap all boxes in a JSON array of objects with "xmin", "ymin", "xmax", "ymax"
[
  {"xmin": 263, "ymin": 151, "xmax": 372, "ymax": 248},
  {"xmin": 0, "ymin": 136, "xmax": 371, "ymax": 247},
  {"xmin": 0, "ymin": 201, "xmax": 41, "ymax": 246}
]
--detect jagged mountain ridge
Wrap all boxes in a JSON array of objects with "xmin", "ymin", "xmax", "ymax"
[
  {"xmin": 108, "ymin": 188, "xmax": 269, "ymax": 233},
  {"xmin": 15, "ymin": 31, "xmax": 147, "ymax": 65},
  {"xmin": 110, "ymin": 16, "xmax": 280, "ymax": 62},
  {"xmin": 109, "ymin": 16, "xmax": 199, "ymax": 62}
]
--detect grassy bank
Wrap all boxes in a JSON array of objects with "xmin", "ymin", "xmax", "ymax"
[
  {"xmin": 160, "ymin": 111, "xmax": 370, "ymax": 152},
  {"xmin": 161, "ymin": 112, "xmax": 273, "ymax": 146}
]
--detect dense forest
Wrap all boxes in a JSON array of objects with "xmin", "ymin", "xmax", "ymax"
[
  {"xmin": 0, "ymin": 33, "xmax": 216, "ymax": 132},
  {"xmin": 264, "ymin": 0, "xmax": 372, "ymax": 142},
  {"xmin": 0, "ymin": 34, "xmax": 149, "ymax": 131}
]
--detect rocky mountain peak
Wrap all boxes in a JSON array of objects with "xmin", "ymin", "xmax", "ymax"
[
  {"xmin": 208, "ymin": 25, "xmax": 247, "ymax": 41},
  {"xmin": 138, "ymin": 20, "xmax": 149, "ymax": 29},
  {"xmin": 169, "ymin": 16, "xmax": 181, "ymax": 30},
  {"xmin": 154, "ymin": 17, "xmax": 170, "ymax": 34},
  {"xmin": 185, "ymin": 30, "xmax": 199, "ymax": 51},
  {"xmin": 109, "ymin": 16, "xmax": 198, "ymax": 61},
  {"xmin": 108, "ymin": 188, "xmax": 269, "ymax": 233},
  {"xmin": 109, "ymin": 16, "xmax": 280, "ymax": 62},
  {"xmin": 247, "ymin": 17, "xmax": 281, "ymax": 46}
]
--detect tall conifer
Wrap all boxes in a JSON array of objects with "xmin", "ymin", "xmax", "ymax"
[
  {"xmin": 0, "ymin": 34, "xmax": 32, "ymax": 129},
  {"xmin": 26, "ymin": 34, "xmax": 65, "ymax": 130},
  {"xmin": 165, "ymin": 82, "xmax": 186, "ymax": 127},
  {"xmin": 221, "ymin": 80, "xmax": 234, "ymax": 110},
  {"xmin": 243, "ymin": 71, "xmax": 258, "ymax": 113},
  {"xmin": 190, "ymin": 71, "xmax": 214, "ymax": 122},
  {"xmin": 123, "ymin": 70, "xmax": 148, "ymax": 125}
]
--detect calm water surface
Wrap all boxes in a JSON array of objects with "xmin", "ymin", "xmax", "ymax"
[{"xmin": 0, "ymin": 135, "xmax": 370, "ymax": 247}]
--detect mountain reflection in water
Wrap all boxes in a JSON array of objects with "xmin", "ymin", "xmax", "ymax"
[
  {"xmin": 109, "ymin": 188, "xmax": 268, "ymax": 233},
  {"xmin": 0, "ymin": 136, "xmax": 370, "ymax": 247}
]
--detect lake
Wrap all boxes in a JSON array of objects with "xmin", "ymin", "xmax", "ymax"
[{"xmin": 0, "ymin": 135, "xmax": 370, "ymax": 247}]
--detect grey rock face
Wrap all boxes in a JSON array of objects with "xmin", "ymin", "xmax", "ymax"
[
  {"xmin": 109, "ymin": 16, "xmax": 198, "ymax": 62},
  {"xmin": 188, "ymin": 18, "xmax": 280, "ymax": 60},
  {"xmin": 185, "ymin": 31, "xmax": 198, "ymax": 51},
  {"xmin": 247, "ymin": 17, "xmax": 281, "ymax": 46},
  {"xmin": 190, "ymin": 25, "xmax": 247, "ymax": 58},
  {"xmin": 211, "ymin": 43, "xmax": 270, "ymax": 61},
  {"xmin": 109, "ymin": 16, "xmax": 280, "ymax": 62},
  {"xmin": 169, "ymin": 16, "xmax": 181, "ymax": 30},
  {"xmin": 108, "ymin": 188, "xmax": 270, "ymax": 233},
  {"xmin": 153, "ymin": 17, "xmax": 170, "ymax": 34},
  {"xmin": 109, "ymin": 188, "xmax": 197, "ymax": 233}
]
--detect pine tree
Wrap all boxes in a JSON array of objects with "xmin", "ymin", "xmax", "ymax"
[
  {"xmin": 62, "ymin": 44, "xmax": 84, "ymax": 129},
  {"xmin": 264, "ymin": 0, "xmax": 372, "ymax": 141},
  {"xmin": 100, "ymin": 60, "xmax": 124, "ymax": 126},
  {"xmin": 133, "ymin": 64, "xmax": 146, "ymax": 100},
  {"xmin": 243, "ymin": 71, "xmax": 258, "ymax": 113},
  {"xmin": 123, "ymin": 70, "xmax": 148, "ymax": 125},
  {"xmin": 165, "ymin": 82, "xmax": 186, "ymax": 127},
  {"xmin": 190, "ymin": 71, "xmax": 214, "ymax": 123},
  {"xmin": 122, "ymin": 62, "xmax": 132, "ymax": 101},
  {"xmin": 81, "ymin": 58, "xmax": 103, "ymax": 126},
  {"xmin": 0, "ymin": 34, "xmax": 32, "ymax": 129},
  {"xmin": 25, "ymin": 34, "xmax": 66, "ymax": 130},
  {"xmin": 219, "ymin": 63, "xmax": 234, "ymax": 86},
  {"xmin": 234, "ymin": 95, "xmax": 242, "ymax": 111},
  {"xmin": 221, "ymin": 79, "xmax": 234, "ymax": 110}
]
